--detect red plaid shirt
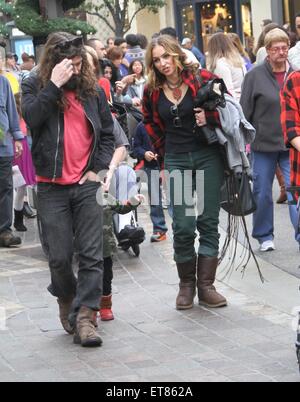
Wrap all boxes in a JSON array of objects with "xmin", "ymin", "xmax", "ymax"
[
  {"xmin": 142, "ymin": 69, "xmax": 220, "ymax": 163},
  {"xmin": 281, "ymin": 71, "xmax": 300, "ymax": 190}
]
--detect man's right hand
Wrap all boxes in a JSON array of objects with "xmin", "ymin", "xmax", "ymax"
[{"xmin": 50, "ymin": 59, "xmax": 74, "ymax": 88}]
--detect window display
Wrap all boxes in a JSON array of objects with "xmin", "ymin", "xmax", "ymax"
[
  {"xmin": 181, "ymin": 5, "xmax": 195, "ymax": 40},
  {"xmin": 200, "ymin": 2, "xmax": 233, "ymax": 52}
]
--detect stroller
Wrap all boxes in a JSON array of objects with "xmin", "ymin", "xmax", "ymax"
[
  {"xmin": 110, "ymin": 101, "xmax": 143, "ymax": 156},
  {"xmin": 34, "ymin": 168, "xmax": 145, "ymax": 259},
  {"xmin": 112, "ymin": 163, "xmax": 145, "ymax": 257}
]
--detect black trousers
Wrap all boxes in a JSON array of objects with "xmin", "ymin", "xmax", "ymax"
[
  {"xmin": 103, "ymin": 256, "xmax": 113, "ymax": 296},
  {"xmin": 37, "ymin": 181, "xmax": 104, "ymax": 327}
]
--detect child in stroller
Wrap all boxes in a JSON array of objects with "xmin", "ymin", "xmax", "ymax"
[
  {"xmin": 99, "ymin": 191, "xmax": 144, "ymax": 322},
  {"xmin": 111, "ymin": 163, "xmax": 145, "ymax": 257}
]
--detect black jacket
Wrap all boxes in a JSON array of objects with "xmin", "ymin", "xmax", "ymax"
[{"xmin": 21, "ymin": 76, "xmax": 115, "ymax": 179}]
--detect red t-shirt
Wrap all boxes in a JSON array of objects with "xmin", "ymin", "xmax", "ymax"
[
  {"xmin": 37, "ymin": 91, "xmax": 93, "ymax": 185},
  {"xmin": 274, "ymin": 71, "xmax": 286, "ymax": 90},
  {"xmin": 98, "ymin": 77, "xmax": 111, "ymax": 101}
]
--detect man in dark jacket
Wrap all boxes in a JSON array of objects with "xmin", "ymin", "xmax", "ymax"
[{"xmin": 21, "ymin": 32, "xmax": 115, "ymax": 347}]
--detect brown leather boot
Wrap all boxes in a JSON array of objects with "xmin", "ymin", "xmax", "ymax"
[
  {"xmin": 276, "ymin": 167, "xmax": 287, "ymax": 204},
  {"xmin": 176, "ymin": 256, "xmax": 197, "ymax": 310},
  {"xmin": 57, "ymin": 298, "xmax": 74, "ymax": 334},
  {"xmin": 197, "ymin": 256, "xmax": 227, "ymax": 308},
  {"xmin": 73, "ymin": 306, "xmax": 103, "ymax": 347}
]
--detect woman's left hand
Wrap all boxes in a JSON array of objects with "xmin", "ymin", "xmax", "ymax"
[{"xmin": 194, "ymin": 108, "xmax": 207, "ymax": 127}]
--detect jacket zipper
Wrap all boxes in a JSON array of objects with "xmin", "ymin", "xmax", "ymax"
[
  {"xmin": 52, "ymin": 112, "xmax": 60, "ymax": 182},
  {"xmin": 83, "ymin": 110, "xmax": 97, "ymax": 176}
]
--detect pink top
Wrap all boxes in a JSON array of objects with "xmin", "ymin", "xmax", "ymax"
[{"xmin": 37, "ymin": 91, "xmax": 93, "ymax": 184}]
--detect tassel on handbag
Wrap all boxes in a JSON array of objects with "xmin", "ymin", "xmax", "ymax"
[{"xmin": 219, "ymin": 171, "xmax": 264, "ymax": 283}]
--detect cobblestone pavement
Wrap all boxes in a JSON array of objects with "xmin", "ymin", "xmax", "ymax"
[{"xmin": 0, "ymin": 206, "xmax": 299, "ymax": 382}]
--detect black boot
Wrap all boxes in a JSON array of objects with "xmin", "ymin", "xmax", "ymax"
[
  {"xmin": 14, "ymin": 209, "xmax": 27, "ymax": 232},
  {"xmin": 23, "ymin": 201, "xmax": 37, "ymax": 218}
]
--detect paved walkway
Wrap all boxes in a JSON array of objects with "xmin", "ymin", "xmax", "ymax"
[{"xmin": 0, "ymin": 205, "xmax": 299, "ymax": 382}]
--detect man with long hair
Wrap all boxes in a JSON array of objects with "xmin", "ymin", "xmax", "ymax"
[{"xmin": 21, "ymin": 32, "xmax": 115, "ymax": 347}]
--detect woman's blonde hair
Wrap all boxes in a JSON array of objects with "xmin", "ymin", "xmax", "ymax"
[
  {"xmin": 207, "ymin": 32, "xmax": 244, "ymax": 72},
  {"xmin": 227, "ymin": 32, "xmax": 249, "ymax": 59},
  {"xmin": 145, "ymin": 34, "xmax": 198, "ymax": 92},
  {"xmin": 264, "ymin": 28, "xmax": 290, "ymax": 49}
]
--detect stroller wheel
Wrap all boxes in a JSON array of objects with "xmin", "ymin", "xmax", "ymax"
[{"xmin": 132, "ymin": 244, "xmax": 140, "ymax": 257}]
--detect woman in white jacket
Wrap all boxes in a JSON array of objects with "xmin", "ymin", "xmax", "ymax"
[{"xmin": 207, "ymin": 33, "xmax": 246, "ymax": 101}]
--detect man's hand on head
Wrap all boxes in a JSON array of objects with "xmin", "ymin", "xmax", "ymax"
[{"xmin": 51, "ymin": 58, "xmax": 74, "ymax": 89}]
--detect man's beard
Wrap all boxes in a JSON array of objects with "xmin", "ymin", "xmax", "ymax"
[{"xmin": 63, "ymin": 75, "xmax": 81, "ymax": 91}]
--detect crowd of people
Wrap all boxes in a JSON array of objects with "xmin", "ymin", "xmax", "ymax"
[{"xmin": 1, "ymin": 19, "xmax": 300, "ymax": 348}]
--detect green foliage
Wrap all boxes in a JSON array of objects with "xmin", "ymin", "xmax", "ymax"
[
  {"xmin": 0, "ymin": 22, "xmax": 9, "ymax": 37},
  {"xmin": 14, "ymin": 0, "xmax": 96, "ymax": 36},
  {"xmin": 133, "ymin": 0, "xmax": 166, "ymax": 13},
  {"xmin": 0, "ymin": 0, "xmax": 14, "ymax": 16},
  {"xmin": 0, "ymin": 0, "xmax": 14, "ymax": 37}
]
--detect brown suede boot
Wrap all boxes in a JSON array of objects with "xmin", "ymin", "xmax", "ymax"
[
  {"xmin": 57, "ymin": 298, "xmax": 74, "ymax": 335},
  {"xmin": 276, "ymin": 167, "xmax": 287, "ymax": 204},
  {"xmin": 197, "ymin": 256, "xmax": 227, "ymax": 308},
  {"xmin": 73, "ymin": 306, "xmax": 103, "ymax": 347},
  {"xmin": 176, "ymin": 256, "xmax": 197, "ymax": 310}
]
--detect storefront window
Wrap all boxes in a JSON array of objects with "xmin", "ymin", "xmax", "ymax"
[
  {"xmin": 283, "ymin": 0, "xmax": 291, "ymax": 25},
  {"xmin": 200, "ymin": 2, "xmax": 234, "ymax": 52},
  {"xmin": 241, "ymin": 1, "xmax": 253, "ymax": 49},
  {"xmin": 181, "ymin": 5, "xmax": 195, "ymax": 40},
  {"xmin": 282, "ymin": 0, "xmax": 300, "ymax": 28}
]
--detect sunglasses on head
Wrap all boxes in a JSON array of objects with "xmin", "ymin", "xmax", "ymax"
[{"xmin": 55, "ymin": 37, "xmax": 84, "ymax": 51}]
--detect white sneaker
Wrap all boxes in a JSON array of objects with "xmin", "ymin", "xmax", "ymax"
[{"xmin": 260, "ymin": 240, "xmax": 276, "ymax": 252}]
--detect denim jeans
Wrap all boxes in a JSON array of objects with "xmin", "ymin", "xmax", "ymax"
[
  {"xmin": 37, "ymin": 181, "xmax": 104, "ymax": 326},
  {"xmin": 164, "ymin": 146, "xmax": 224, "ymax": 263},
  {"xmin": 144, "ymin": 167, "xmax": 168, "ymax": 234},
  {"xmin": 252, "ymin": 150, "xmax": 299, "ymax": 244},
  {"xmin": 0, "ymin": 157, "xmax": 13, "ymax": 234}
]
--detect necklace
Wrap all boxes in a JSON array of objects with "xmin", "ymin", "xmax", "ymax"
[{"xmin": 166, "ymin": 79, "xmax": 183, "ymax": 102}]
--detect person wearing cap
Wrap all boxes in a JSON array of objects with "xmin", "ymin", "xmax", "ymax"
[{"xmin": 181, "ymin": 37, "xmax": 206, "ymax": 68}]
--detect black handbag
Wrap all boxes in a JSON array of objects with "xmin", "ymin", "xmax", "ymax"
[
  {"xmin": 220, "ymin": 171, "xmax": 256, "ymax": 217},
  {"xmin": 219, "ymin": 171, "xmax": 263, "ymax": 282}
]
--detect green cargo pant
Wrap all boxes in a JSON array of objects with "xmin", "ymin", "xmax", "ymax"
[{"xmin": 164, "ymin": 146, "xmax": 224, "ymax": 263}]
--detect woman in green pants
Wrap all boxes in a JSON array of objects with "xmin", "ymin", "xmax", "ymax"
[{"xmin": 143, "ymin": 35, "xmax": 227, "ymax": 310}]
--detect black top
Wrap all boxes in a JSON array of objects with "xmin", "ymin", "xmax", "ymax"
[{"xmin": 158, "ymin": 88, "xmax": 198, "ymax": 154}]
